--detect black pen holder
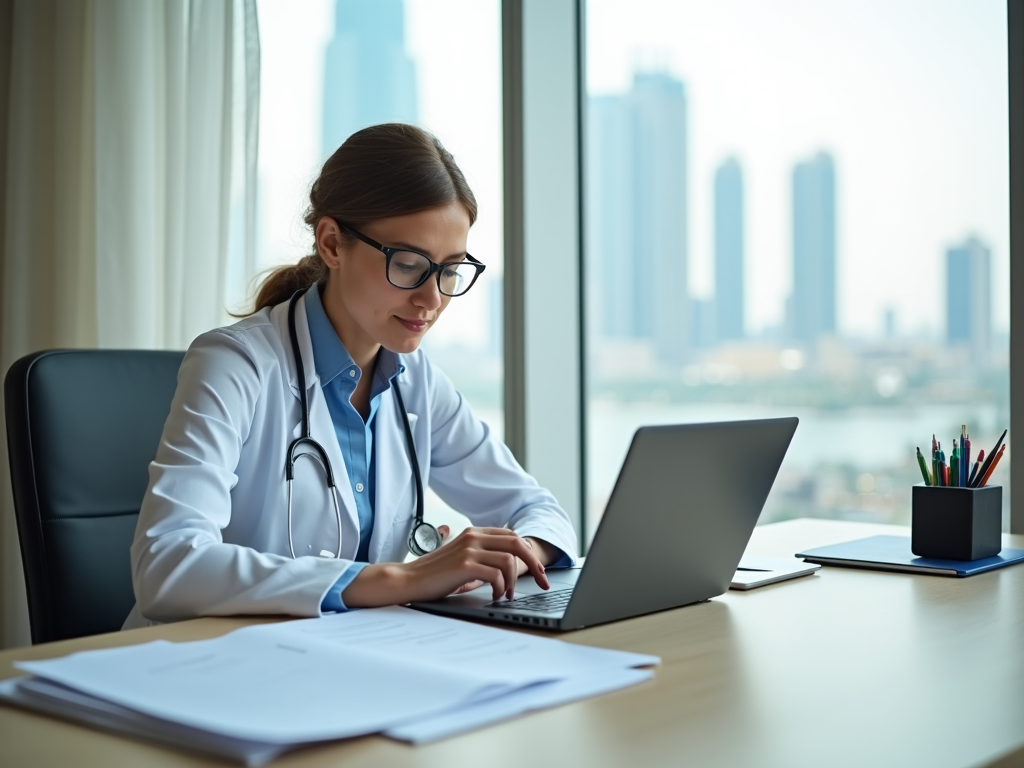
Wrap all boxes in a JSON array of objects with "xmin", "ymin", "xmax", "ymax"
[{"xmin": 911, "ymin": 485, "xmax": 1002, "ymax": 560}]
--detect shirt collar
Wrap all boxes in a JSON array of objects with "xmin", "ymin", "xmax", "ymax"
[{"xmin": 304, "ymin": 284, "xmax": 404, "ymax": 391}]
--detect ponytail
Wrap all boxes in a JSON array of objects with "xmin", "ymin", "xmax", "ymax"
[{"xmin": 249, "ymin": 254, "xmax": 326, "ymax": 314}]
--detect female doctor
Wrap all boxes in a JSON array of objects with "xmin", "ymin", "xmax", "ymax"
[{"xmin": 124, "ymin": 123, "xmax": 577, "ymax": 628}]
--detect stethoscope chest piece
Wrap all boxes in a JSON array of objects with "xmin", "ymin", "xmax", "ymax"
[{"xmin": 408, "ymin": 520, "xmax": 441, "ymax": 557}]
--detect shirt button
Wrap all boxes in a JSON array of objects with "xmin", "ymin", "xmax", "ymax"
[
  {"xmin": 355, "ymin": 482, "xmax": 364, "ymax": 493},
  {"xmin": 349, "ymin": 370, "xmax": 356, "ymax": 378}
]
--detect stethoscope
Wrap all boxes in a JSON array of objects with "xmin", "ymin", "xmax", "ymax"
[{"xmin": 285, "ymin": 291, "xmax": 442, "ymax": 560}]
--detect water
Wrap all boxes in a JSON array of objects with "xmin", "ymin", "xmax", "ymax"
[
  {"xmin": 423, "ymin": 400, "xmax": 1009, "ymax": 540},
  {"xmin": 586, "ymin": 400, "xmax": 1003, "ymax": 495}
]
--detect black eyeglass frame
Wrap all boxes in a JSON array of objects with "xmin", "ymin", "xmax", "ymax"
[{"xmin": 335, "ymin": 220, "xmax": 486, "ymax": 297}]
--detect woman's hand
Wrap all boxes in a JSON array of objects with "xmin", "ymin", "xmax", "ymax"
[
  {"xmin": 342, "ymin": 526, "xmax": 550, "ymax": 608},
  {"xmin": 448, "ymin": 532, "xmax": 560, "ymax": 595}
]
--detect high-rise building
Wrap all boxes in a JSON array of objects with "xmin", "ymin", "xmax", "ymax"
[
  {"xmin": 587, "ymin": 72, "xmax": 689, "ymax": 364},
  {"xmin": 631, "ymin": 73, "xmax": 689, "ymax": 363},
  {"xmin": 321, "ymin": 0, "xmax": 418, "ymax": 157},
  {"xmin": 587, "ymin": 95, "xmax": 634, "ymax": 340},
  {"xmin": 714, "ymin": 157, "xmax": 744, "ymax": 341},
  {"xmin": 790, "ymin": 152, "xmax": 836, "ymax": 344},
  {"xmin": 946, "ymin": 236, "xmax": 991, "ymax": 361}
]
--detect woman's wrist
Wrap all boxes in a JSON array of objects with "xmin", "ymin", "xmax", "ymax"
[
  {"xmin": 523, "ymin": 536, "xmax": 559, "ymax": 566},
  {"xmin": 341, "ymin": 562, "xmax": 409, "ymax": 608}
]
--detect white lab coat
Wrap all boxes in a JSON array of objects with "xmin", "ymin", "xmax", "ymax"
[{"xmin": 124, "ymin": 293, "xmax": 578, "ymax": 628}]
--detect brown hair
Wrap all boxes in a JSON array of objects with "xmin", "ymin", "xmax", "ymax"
[{"xmin": 248, "ymin": 123, "xmax": 478, "ymax": 313}]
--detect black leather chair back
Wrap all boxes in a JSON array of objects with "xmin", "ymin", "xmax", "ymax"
[{"xmin": 4, "ymin": 350, "xmax": 184, "ymax": 644}]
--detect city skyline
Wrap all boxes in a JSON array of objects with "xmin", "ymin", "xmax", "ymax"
[
  {"xmin": 257, "ymin": 0, "xmax": 1007, "ymax": 358},
  {"xmin": 587, "ymin": 0, "xmax": 1008, "ymax": 341},
  {"xmin": 588, "ymin": 71, "xmax": 995, "ymax": 358}
]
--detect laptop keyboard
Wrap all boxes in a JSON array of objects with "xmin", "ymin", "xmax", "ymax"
[{"xmin": 490, "ymin": 589, "xmax": 573, "ymax": 612}]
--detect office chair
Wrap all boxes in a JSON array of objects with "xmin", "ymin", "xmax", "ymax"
[{"xmin": 4, "ymin": 349, "xmax": 184, "ymax": 644}]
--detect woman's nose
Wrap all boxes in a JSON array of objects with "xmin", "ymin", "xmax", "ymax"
[{"xmin": 412, "ymin": 277, "xmax": 442, "ymax": 309}]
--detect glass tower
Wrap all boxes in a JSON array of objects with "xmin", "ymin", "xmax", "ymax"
[
  {"xmin": 790, "ymin": 152, "xmax": 836, "ymax": 344},
  {"xmin": 587, "ymin": 72, "xmax": 690, "ymax": 363},
  {"xmin": 321, "ymin": 0, "xmax": 418, "ymax": 157},
  {"xmin": 714, "ymin": 156, "xmax": 744, "ymax": 341},
  {"xmin": 946, "ymin": 236, "xmax": 992, "ymax": 362}
]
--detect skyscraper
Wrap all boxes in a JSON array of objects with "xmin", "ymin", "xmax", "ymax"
[
  {"xmin": 630, "ymin": 73, "xmax": 689, "ymax": 363},
  {"xmin": 587, "ymin": 72, "xmax": 689, "ymax": 363},
  {"xmin": 587, "ymin": 94, "xmax": 634, "ymax": 340},
  {"xmin": 946, "ymin": 236, "xmax": 991, "ymax": 361},
  {"xmin": 790, "ymin": 152, "xmax": 836, "ymax": 344},
  {"xmin": 714, "ymin": 157, "xmax": 744, "ymax": 341},
  {"xmin": 321, "ymin": 0, "xmax": 418, "ymax": 157}
]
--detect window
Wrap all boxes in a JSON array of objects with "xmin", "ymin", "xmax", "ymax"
[
  {"xmin": 584, "ymin": 0, "xmax": 1010, "ymax": 540},
  {"xmin": 256, "ymin": 0, "xmax": 503, "ymax": 535}
]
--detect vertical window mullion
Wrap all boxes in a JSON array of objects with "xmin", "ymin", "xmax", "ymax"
[{"xmin": 502, "ymin": 0, "xmax": 584, "ymax": 549}]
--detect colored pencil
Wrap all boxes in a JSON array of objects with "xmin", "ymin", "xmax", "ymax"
[
  {"xmin": 961, "ymin": 425, "xmax": 970, "ymax": 488},
  {"xmin": 978, "ymin": 444, "xmax": 1006, "ymax": 487},
  {"xmin": 950, "ymin": 440, "xmax": 960, "ymax": 488},
  {"xmin": 916, "ymin": 448, "xmax": 932, "ymax": 485},
  {"xmin": 968, "ymin": 449, "xmax": 985, "ymax": 487}
]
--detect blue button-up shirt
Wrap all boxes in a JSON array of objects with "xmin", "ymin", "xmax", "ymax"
[{"xmin": 305, "ymin": 285, "xmax": 402, "ymax": 611}]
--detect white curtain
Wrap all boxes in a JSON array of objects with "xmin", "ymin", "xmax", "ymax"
[{"xmin": 0, "ymin": 0, "xmax": 260, "ymax": 648}]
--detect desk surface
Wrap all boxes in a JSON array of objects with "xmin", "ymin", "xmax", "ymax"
[{"xmin": 1, "ymin": 519, "xmax": 1022, "ymax": 768}]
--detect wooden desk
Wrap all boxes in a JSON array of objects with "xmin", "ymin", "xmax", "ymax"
[{"xmin": 1, "ymin": 519, "xmax": 1022, "ymax": 768}]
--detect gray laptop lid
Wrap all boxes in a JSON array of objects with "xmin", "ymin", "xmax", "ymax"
[
  {"xmin": 560, "ymin": 417, "xmax": 798, "ymax": 628},
  {"xmin": 409, "ymin": 417, "xmax": 798, "ymax": 630}
]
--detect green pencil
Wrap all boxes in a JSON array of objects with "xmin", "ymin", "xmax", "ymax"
[{"xmin": 916, "ymin": 447, "xmax": 932, "ymax": 486}]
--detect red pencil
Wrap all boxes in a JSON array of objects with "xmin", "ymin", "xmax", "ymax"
[{"xmin": 978, "ymin": 444, "xmax": 1006, "ymax": 487}]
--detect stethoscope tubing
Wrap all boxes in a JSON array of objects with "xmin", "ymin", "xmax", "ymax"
[{"xmin": 285, "ymin": 289, "xmax": 434, "ymax": 560}]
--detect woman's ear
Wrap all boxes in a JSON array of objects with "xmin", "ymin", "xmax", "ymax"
[{"xmin": 314, "ymin": 217, "xmax": 345, "ymax": 270}]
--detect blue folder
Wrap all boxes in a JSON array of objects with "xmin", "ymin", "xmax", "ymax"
[{"xmin": 796, "ymin": 535, "xmax": 1024, "ymax": 577}]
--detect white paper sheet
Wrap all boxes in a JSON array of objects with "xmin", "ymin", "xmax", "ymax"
[
  {"xmin": 8, "ymin": 607, "xmax": 661, "ymax": 760},
  {"xmin": 0, "ymin": 677, "xmax": 287, "ymax": 766},
  {"xmin": 248, "ymin": 606, "xmax": 660, "ymax": 686},
  {"xmin": 385, "ymin": 667, "xmax": 654, "ymax": 744},
  {"xmin": 16, "ymin": 623, "xmax": 517, "ymax": 743}
]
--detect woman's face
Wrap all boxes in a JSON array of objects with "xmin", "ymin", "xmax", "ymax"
[{"xmin": 316, "ymin": 201, "xmax": 472, "ymax": 359}]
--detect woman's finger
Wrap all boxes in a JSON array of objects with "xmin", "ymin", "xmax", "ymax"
[
  {"xmin": 460, "ymin": 562, "xmax": 506, "ymax": 601},
  {"xmin": 468, "ymin": 549, "xmax": 521, "ymax": 600},
  {"xmin": 469, "ymin": 533, "xmax": 549, "ymax": 591}
]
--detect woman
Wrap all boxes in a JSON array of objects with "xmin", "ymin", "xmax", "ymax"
[{"xmin": 124, "ymin": 124, "xmax": 577, "ymax": 629}]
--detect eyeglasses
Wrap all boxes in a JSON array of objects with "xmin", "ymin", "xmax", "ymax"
[{"xmin": 336, "ymin": 220, "xmax": 485, "ymax": 297}]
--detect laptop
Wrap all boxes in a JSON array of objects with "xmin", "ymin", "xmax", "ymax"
[{"xmin": 411, "ymin": 417, "xmax": 799, "ymax": 631}]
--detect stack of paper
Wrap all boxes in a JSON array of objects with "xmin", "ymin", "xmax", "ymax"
[{"xmin": 0, "ymin": 607, "xmax": 658, "ymax": 765}]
